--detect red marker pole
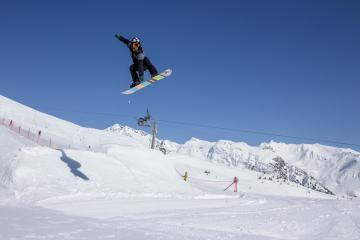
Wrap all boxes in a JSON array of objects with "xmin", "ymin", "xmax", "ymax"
[{"xmin": 233, "ymin": 177, "xmax": 238, "ymax": 192}]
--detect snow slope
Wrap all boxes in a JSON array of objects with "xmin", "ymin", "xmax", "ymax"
[
  {"xmin": 2, "ymin": 94, "xmax": 358, "ymax": 201},
  {"xmin": 2, "ymin": 194, "xmax": 360, "ymax": 240},
  {"xmin": 0, "ymin": 95, "xmax": 149, "ymax": 150},
  {"xmin": 1, "ymin": 94, "xmax": 360, "ymax": 239}
]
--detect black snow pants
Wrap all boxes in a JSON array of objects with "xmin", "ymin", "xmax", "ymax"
[{"xmin": 129, "ymin": 57, "xmax": 158, "ymax": 83}]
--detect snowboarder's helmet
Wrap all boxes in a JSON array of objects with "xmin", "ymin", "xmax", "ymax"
[{"xmin": 131, "ymin": 37, "xmax": 140, "ymax": 43}]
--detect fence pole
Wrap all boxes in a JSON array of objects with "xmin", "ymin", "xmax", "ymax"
[
  {"xmin": 233, "ymin": 177, "xmax": 238, "ymax": 192},
  {"xmin": 224, "ymin": 177, "xmax": 239, "ymax": 192}
]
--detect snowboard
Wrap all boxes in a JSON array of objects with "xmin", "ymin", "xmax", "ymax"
[{"xmin": 122, "ymin": 69, "xmax": 172, "ymax": 95}]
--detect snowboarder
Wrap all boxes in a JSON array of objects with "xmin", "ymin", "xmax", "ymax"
[{"xmin": 115, "ymin": 34, "xmax": 158, "ymax": 88}]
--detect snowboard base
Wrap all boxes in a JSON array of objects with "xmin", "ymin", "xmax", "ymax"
[{"xmin": 122, "ymin": 69, "xmax": 172, "ymax": 95}]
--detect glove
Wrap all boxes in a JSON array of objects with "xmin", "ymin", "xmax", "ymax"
[{"xmin": 139, "ymin": 75, "xmax": 144, "ymax": 82}]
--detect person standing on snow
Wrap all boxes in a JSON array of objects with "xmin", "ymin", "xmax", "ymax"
[{"xmin": 115, "ymin": 34, "xmax": 158, "ymax": 88}]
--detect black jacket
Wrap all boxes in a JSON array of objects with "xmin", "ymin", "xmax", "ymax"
[{"xmin": 116, "ymin": 35, "xmax": 146, "ymax": 76}]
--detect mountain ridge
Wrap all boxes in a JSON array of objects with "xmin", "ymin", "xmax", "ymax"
[{"xmin": 106, "ymin": 123, "xmax": 360, "ymax": 197}]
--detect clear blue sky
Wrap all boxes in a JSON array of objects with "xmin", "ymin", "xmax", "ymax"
[{"xmin": 1, "ymin": 0, "xmax": 359, "ymax": 149}]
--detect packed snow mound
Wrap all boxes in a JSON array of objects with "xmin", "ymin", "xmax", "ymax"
[
  {"xmin": 0, "ymin": 142, "xmax": 197, "ymax": 203},
  {"xmin": 0, "ymin": 95, "xmax": 198, "ymax": 202},
  {"xmin": 0, "ymin": 126, "xmax": 36, "ymax": 191}
]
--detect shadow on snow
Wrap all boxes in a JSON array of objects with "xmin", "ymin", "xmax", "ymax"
[{"xmin": 58, "ymin": 150, "xmax": 89, "ymax": 181}]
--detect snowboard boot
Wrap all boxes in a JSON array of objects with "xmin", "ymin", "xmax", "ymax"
[
  {"xmin": 130, "ymin": 80, "xmax": 140, "ymax": 88},
  {"xmin": 151, "ymin": 72, "xmax": 159, "ymax": 78}
]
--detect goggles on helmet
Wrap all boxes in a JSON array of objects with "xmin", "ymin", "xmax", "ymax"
[{"xmin": 131, "ymin": 37, "xmax": 140, "ymax": 43}]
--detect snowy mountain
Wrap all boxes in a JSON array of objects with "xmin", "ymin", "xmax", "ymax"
[
  {"xmin": 105, "ymin": 124, "xmax": 359, "ymax": 197},
  {"xmin": 106, "ymin": 124, "xmax": 150, "ymax": 138},
  {"xmin": 169, "ymin": 139, "xmax": 360, "ymax": 197}
]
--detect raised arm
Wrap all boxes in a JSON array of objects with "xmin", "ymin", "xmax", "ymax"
[{"xmin": 115, "ymin": 34, "xmax": 130, "ymax": 45}]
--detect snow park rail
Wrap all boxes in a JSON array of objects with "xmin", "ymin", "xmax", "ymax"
[{"xmin": 0, "ymin": 117, "xmax": 88, "ymax": 151}]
